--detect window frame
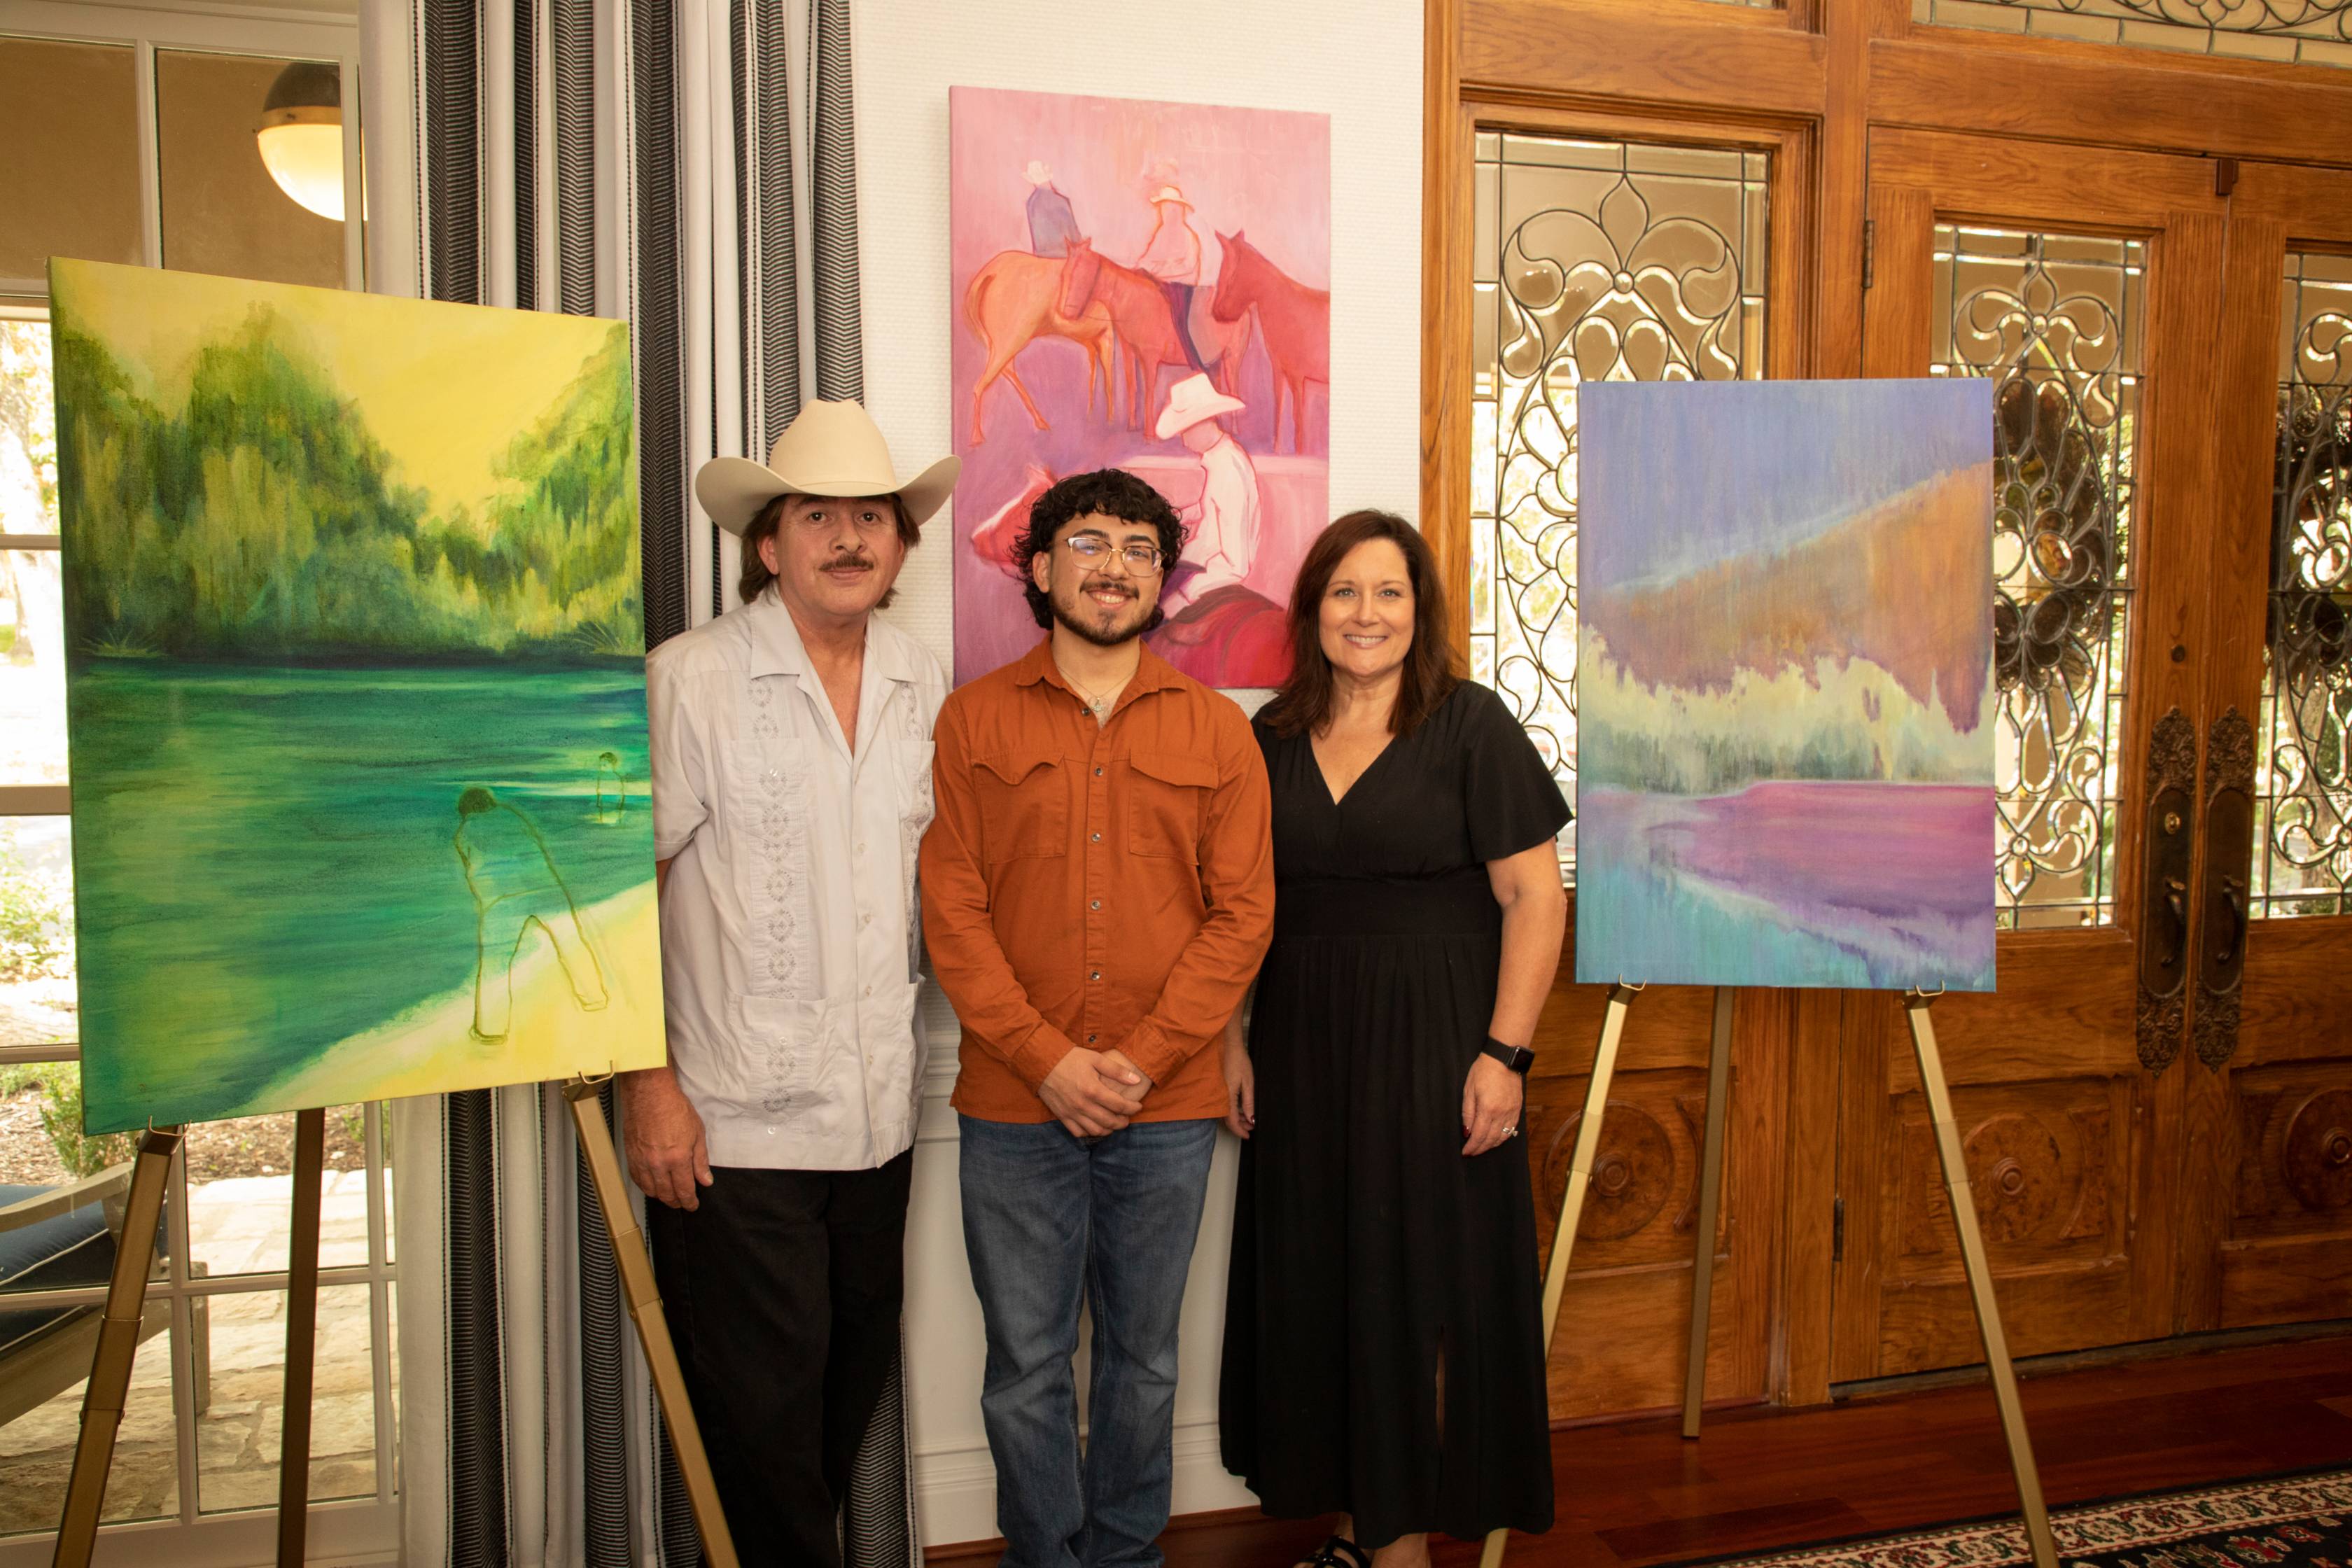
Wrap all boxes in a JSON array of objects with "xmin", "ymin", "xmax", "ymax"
[{"xmin": 0, "ymin": 0, "xmax": 394, "ymax": 1558}]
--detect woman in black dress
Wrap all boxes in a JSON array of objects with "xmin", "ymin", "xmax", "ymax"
[{"xmin": 1219, "ymin": 510, "xmax": 1568, "ymax": 1568}]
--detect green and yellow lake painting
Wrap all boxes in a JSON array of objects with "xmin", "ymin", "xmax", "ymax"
[{"xmin": 50, "ymin": 259, "xmax": 665, "ymax": 1133}]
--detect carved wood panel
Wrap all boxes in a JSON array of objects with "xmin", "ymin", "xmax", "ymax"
[
  {"xmin": 1887, "ymin": 1077, "xmax": 2128, "ymax": 1280},
  {"xmin": 2228, "ymin": 1064, "xmax": 2352, "ymax": 1241},
  {"xmin": 1517, "ymin": 967, "xmax": 1786, "ymax": 1419}
]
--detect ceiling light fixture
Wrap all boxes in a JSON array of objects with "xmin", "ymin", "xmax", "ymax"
[{"xmin": 255, "ymin": 60, "xmax": 349, "ymax": 222}]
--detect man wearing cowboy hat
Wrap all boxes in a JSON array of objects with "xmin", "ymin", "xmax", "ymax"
[
  {"xmin": 629, "ymin": 398, "xmax": 957, "ymax": 1566},
  {"xmin": 1137, "ymin": 182, "xmax": 1206, "ymax": 371},
  {"xmin": 1156, "ymin": 372, "xmax": 1261, "ymax": 616}
]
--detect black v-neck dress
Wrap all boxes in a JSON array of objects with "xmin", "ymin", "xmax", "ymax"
[{"xmin": 1219, "ymin": 680, "xmax": 1570, "ymax": 1547}]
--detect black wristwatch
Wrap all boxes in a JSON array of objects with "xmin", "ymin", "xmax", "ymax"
[{"xmin": 1481, "ymin": 1038, "xmax": 1535, "ymax": 1074}]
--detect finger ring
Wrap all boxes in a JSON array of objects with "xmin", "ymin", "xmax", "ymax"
[{"xmin": 1505, "ymin": 1125, "xmax": 1520, "ymax": 1138}]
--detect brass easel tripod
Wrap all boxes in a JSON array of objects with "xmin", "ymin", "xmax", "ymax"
[{"xmin": 1476, "ymin": 986, "xmax": 2059, "ymax": 1568}]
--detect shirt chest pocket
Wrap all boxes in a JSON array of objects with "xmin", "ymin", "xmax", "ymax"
[
  {"xmin": 974, "ymin": 751, "xmax": 1068, "ymax": 864},
  {"xmin": 1126, "ymin": 750, "xmax": 1217, "ymax": 862}
]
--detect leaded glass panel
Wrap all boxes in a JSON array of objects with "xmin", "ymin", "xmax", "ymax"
[
  {"xmin": 1471, "ymin": 132, "xmax": 1769, "ymax": 875},
  {"xmin": 2255, "ymin": 251, "xmax": 2352, "ymax": 918},
  {"xmin": 1914, "ymin": 0, "xmax": 2352, "ymax": 69},
  {"xmin": 1933, "ymin": 225, "xmax": 2143, "ymax": 927}
]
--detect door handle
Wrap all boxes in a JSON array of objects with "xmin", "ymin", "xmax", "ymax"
[
  {"xmin": 2160, "ymin": 876, "xmax": 2188, "ymax": 967},
  {"xmin": 2136, "ymin": 709, "xmax": 2196, "ymax": 1072},
  {"xmin": 2216, "ymin": 875, "xmax": 2246, "ymax": 967},
  {"xmin": 2194, "ymin": 710, "xmax": 2255, "ymax": 1070}
]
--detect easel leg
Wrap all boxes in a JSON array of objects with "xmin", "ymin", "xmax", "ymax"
[
  {"xmin": 278, "ymin": 1107, "xmax": 325, "ymax": 1567},
  {"xmin": 1479, "ymin": 981, "xmax": 1642, "ymax": 1568},
  {"xmin": 1681, "ymin": 986, "xmax": 1734, "ymax": 1439},
  {"xmin": 564, "ymin": 1079, "xmax": 741, "ymax": 1568},
  {"xmin": 1903, "ymin": 995, "xmax": 2058, "ymax": 1568},
  {"xmin": 52, "ymin": 1125, "xmax": 183, "ymax": 1568}
]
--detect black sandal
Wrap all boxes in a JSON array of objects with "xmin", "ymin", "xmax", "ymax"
[{"xmin": 1300, "ymin": 1536, "xmax": 1371, "ymax": 1568}]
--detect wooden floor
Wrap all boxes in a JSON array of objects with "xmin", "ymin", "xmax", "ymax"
[{"xmin": 934, "ymin": 1334, "xmax": 2352, "ymax": 1567}]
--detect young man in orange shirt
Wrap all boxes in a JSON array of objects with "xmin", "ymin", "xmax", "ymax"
[{"xmin": 921, "ymin": 469, "xmax": 1275, "ymax": 1567}]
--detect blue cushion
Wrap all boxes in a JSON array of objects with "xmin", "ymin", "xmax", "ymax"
[{"xmin": 0, "ymin": 1180, "xmax": 155, "ymax": 1361}]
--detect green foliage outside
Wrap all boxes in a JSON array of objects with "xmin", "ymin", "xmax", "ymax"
[
  {"xmin": 36, "ymin": 1063, "xmax": 137, "ymax": 1177},
  {"xmin": 0, "ymin": 826, "xmax": 71, "ymax": 982},
  {"xmin": 0, "ymin": 1060, "xmax": 137, "ymax": 1178},
  {"xmin": 52, "ymin": 305, "xmax": 641, "ymax": 660}
]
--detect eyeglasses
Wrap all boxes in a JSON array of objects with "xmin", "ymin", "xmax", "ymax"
[{"xmin": 1062, "ymin": 535, "xmax": 1166, "ymax": 574}]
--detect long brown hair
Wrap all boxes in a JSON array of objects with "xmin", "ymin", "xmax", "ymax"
[{"xmin": 1259, "ymin": 510, "xmax": 1462, "ymax": 739}]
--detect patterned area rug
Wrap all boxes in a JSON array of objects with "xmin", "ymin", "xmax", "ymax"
[{"xmin": 1701, "ymin": 1470, "xmax": 2352, "ymax": 1568}]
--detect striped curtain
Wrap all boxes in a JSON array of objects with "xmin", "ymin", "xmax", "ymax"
[{"xmin": 359, "ymin": 0, "xmax": 920, "ymax": 1562}]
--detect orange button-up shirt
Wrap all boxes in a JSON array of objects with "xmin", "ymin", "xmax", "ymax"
[{"xmin": 920, "ymin": 639, "xmax": 1275, "ymax": 1124}]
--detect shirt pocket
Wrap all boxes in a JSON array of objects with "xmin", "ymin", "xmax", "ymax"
[
  {"xmin": 974, "ymin": 750, "xmax": 1068, "ymax": 864},
  {"xmin": 737, "ymin": 992, "xmax": 830, "ymax": 1117},
  {"xmin": 1126, "ymin": 749, "xmax": 1217, "ymax": 862}
]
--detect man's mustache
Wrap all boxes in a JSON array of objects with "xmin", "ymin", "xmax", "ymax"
[
  {"xmin": 820, "ymin": 551, "xmax": 876, "ymax": 570},
  {"xmin": 1077, "ymin": 576, "xmax": 1138, "ymax": 601}
]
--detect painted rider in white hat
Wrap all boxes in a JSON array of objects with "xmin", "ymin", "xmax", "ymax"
[
  {"xmin": 1156, "ymin": 372, "xmax": 1260, "ymax": 616},
  {"xmin": 627, "ymin": 399, "xmax": 958, "ymax": 1567},
  {"xmin": 1138, "ymin": 183, "xmax": 1207, "ymax": 371}
]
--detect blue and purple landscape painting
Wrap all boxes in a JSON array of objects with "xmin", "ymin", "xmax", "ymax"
[{"xmin": 1574, "ymin": 379, "xmax": 1997, "ymax": 992}]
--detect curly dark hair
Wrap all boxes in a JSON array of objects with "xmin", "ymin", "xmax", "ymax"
[{"xmin": 1016, "ymin": 469, "xmax": 1186, "ymax": 632}]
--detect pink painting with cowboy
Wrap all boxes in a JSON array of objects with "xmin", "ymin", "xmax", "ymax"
[{"xmin": 949, "ymin": 85, "xmax": 1331, "ymax": 687}]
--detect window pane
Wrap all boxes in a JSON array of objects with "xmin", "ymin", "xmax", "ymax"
[
  {"xmin": 186, "ymin": 1106, "xmax": 375, "ymax": 1276},
  {"xmin": 156, "ymin": 51, "xmax": 345, "ymax": 289},
  {"xmin": 1470, "ymin": 133, "xmax": 1770, "ymax": 877},
  {"xmin": 195, "ymin": 1282, "xmax": 376, "ymax": 1511},
  {"xmin": 0, "ymin": 38, "xmax": 144, "ymax": 280},
  {"xmin": 0, "ymin": 816, "xmax": 74, "ymax": 1051},
  {"xmin": 1935, "ymin": 225, "xmax": 2143, "ymax": 929},
  {"xmin": 1915, "ymin": 0, "xmax": 2352, "ymax": 70},
  {"xmin": 0, "ymin": 1309, "xmax": 178, "ymax": 1532},
  {"xmin": 2256, "ymin": 250, "xmax": 2352, "ymax": 918}
]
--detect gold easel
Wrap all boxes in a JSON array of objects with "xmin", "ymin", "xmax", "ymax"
[
  {"xmin": 1479, "ymin": 986, "xmax": 2057, "ymax": 1568},
  {"xmin": 52, "ymin": 1124, "xmax": 180, "ymax": 1568},
  {"xmin": 53, "ymin": 1086, "xmax": 739, "ymax": 1568},
  {"xmin": 52, "ymin": 1108, "xmax": 332, "ymax": 1568},
  {"xmin": 564, "ymin": 1073, "xmax": 741, "ymax": 1568}
]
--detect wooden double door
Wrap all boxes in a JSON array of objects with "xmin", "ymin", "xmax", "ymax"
[
  {"xmin": 1518, "ymin": 130, "xmax": 2352, "ymax": 1420},
  {"xmin": 1833, "ymin": 133, "xmax": 2352, "ymax": 1381}
]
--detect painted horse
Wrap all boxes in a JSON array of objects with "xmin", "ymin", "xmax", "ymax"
[
  {"xmin": 1212, "ymin": 231, "xmax": 1329, "ymax": 452},
  {"xmin": 963, "ymin": 250, "xmax": 1119, "ymax": 445},
  {"xmin": 1058, "ymin": 237, "xmax": 1194, "ymax": 434}
]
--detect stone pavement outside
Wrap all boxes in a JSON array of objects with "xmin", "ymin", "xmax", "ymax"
[{"xmin": 0, "ymin": 1171, "xmax": 396, "ymax": 1537}]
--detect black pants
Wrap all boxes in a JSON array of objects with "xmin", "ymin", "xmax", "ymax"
[{"xmin": 648, "ymin": 1154, "xmax": 914, "ymax": 1568}]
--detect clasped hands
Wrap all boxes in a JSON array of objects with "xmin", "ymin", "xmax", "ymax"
[{"xmin": 1039, "ymin": 1043, "xmax": 1153, "ymax": 1138}]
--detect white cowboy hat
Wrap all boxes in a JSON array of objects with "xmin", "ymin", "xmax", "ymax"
[
  {"xmin": 1155, "ymin": 373, "xmax": 1246, "ymax": 440},
  {"xmin": 1151, "ymin": 184, "xmax": 1191, "ymax": 208},
  {"xmin": 1024, "ymin": 160, "xmax": 1052, "ymax": 185},
  {"xmin": 693, "ymin": 400, "xmax": 960, "ymax": 536}
]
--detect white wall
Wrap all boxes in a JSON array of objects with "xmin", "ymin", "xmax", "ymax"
[{"xmin": 853, "ymin": 0, "xmax": 1424, "ymax": 1546}]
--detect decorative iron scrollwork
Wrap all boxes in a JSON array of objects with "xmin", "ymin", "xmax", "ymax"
[
  {"xmin": 1940, "ymin": 0, "xmax": 2352, "ymax": 57},
  {"xmin": 1474, "ymin": 136, "xmax": 1768, "ymax": 853},
  {"xmin": 1944, "ymin": 227, "xmax": 2138, "ymax": 925},
  {"xmin": 2137, "ymin": 708, "xmax": 2197, "ymax": 1072},
  {"xmin": 2262, "ymin": 265, "xmax": 2352, "ymax": 918}
]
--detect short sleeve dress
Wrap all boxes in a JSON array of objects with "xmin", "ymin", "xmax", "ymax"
[{"xmin": 1218, "ymin": 679, "xmax": 1569, "ymax": 1548}]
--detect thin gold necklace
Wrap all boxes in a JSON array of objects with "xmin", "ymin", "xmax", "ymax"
[{"xmin": 1056, "ymin": 659, "xmax": 1130, "ymax": 721}]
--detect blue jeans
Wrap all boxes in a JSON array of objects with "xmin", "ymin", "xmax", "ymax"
[{"xmin": 958, "ymin": 1114, "xmax": 1219, "ymax": 1568}]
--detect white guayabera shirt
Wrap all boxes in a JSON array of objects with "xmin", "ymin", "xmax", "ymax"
[{"xmin": 647, "ymin": 587, "xmax": 945, "ymax": 1170}]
